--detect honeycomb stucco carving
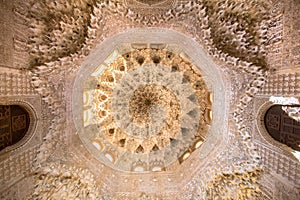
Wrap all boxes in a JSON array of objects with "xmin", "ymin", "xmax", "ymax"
[
  {"xmin": 81, "ymin": 47, "xmax": 211, "ymax": 171},
  {"xmin": 6, "ymin": 0, "xmax": 296, "ymax": 198}
]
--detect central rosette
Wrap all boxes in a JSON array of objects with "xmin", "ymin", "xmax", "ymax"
[
  {"xmin": 129, "ymin": 84, "xmax": 180, "ymax": 138},
  {"xmin": 111, "ymin": 64, "xmax": 187, "ymax": 151},
  {"xmin": 85, "ymin": 47, "xmax": 212, "ymax": 171}
]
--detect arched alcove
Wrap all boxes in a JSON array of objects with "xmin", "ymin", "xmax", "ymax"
[
  {"xmin": 0, "ymin": 101, "xmax": 37, "ymax": 153},
  {"xmin": 264, "ymin": 105, "xmax": 300, "ymax": 151},
  {"xmin": 0, "ymin": 105, "xmax": 30, "ymax": 151}
]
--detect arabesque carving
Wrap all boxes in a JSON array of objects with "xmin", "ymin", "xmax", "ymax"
[
  {"xmin": 2, "ymin": 0, "xmax": 296, "ymax": 199},
  {"xmin": 83, "ymin": 47, "xmax": 211, "ymax": 171}
]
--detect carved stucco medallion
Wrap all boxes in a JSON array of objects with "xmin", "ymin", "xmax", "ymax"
[{"xmin": 82, "ymin": 47, "xmax": 212, "ymax": 172}]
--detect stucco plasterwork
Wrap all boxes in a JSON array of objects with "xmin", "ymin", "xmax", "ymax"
[
  {"xmin": 72, "ymin": 29, "xmax": 231, "ymax": 195},
  {"xmin": 0, "ymin": 0, "xmax": 299, "ymax": 199},
  {"xmin": 31, "ymin": 0, "xmax": 270, "ymax": 197},
  {"xmin": 79, "ymin": 46, "xmax": 212, "ymax": 172}
]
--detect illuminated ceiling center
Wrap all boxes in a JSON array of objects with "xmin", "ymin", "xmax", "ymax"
[{"xmin": 82, "ymin": 47, "xmax": 212, "ymax": 172}]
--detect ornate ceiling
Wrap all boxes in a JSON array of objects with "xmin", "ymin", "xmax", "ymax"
[
  {"xmin": 81, "ymin": 46, "xmax": 211, "ymax": 172},
  {"xmin": 1, "ymin": 0, "xmax": 299, "ymax": 199},
  {"xmin": 28, "ymin": 0, "xmax": 273, "ymax": 198}
]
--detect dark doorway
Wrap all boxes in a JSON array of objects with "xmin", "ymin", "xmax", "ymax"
[
  {"xmin": 0, "ymin": 105, "xmax": 30, "ymax": 151},
  {"xmin": 264, "ymin": 105, "xmax": 300, "ymax": 151}
]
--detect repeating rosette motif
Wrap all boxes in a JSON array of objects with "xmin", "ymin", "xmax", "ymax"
[{"xmin": 87, "ymin": 48, "xmax": 212, "ymax": 171}]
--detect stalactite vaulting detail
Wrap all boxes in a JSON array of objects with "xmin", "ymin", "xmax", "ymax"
[
  {"xmin": 3, "ymin": 0, "xmax": 296, "ymax": 199},
  {"xmin": 205, "ymin": 165, "xmax": 262, "ymax": 199},
  {"xmin": 28, "ymin": 164, "xmax": 102, "ymax": 200},
  {"xmin": 27, "ymin": 0, "xmax": 97, "ymax": 67},
  {"xmin": 82, "ymin": 47, "xmax": 211, "ymax": 171}
]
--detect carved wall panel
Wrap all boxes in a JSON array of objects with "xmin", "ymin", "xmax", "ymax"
[
  {"xmin": 0, "ymin": 145, "xmax": 38, "ymax": 193},
  {"xmin": 258, "ymin": 171, "xmax": 300, "ymax": 200},
  {"xmin": 273, "ymin": 179, "xmax": 300, "ymax": 200},
  {"xmin": 255, "ymin": 142, "xmax": 299, "ymax": 185},
  {"xmin": 281, "ymin": 0, "xmax": 300, "ymax": 69},
  {"xmin": 266, "ymin": 0, "xmax": 284, "ymax": 70},
  {"xmin": 0, "ymin": 0, "xmax": 31, "ymax": 69},
  {"xmin": 0, "ymin": 1, "xmax": 14, "ymax": 68},
  {"xmin": 12, "ymin": 1, "xmax": 31, "ymax": 69},
  {"xmin": 0, "ymin": 69, "xmax": 36, "ymax": 96},
  {"xmin": 259, "ymin": 72, "xmax": 300, "ymax": 96},
  {"xmin": 0, "ymin": 175, "xmax": 34, "ymax": 200}
]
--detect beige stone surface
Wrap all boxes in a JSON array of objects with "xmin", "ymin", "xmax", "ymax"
[{"xmin": 0, "ymin": 0, "xmax": 299, "ymax": 199}]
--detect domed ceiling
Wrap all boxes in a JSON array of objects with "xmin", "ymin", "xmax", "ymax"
[
  {"xmin": 22, "ymin": 0, "xmax": 283, "ymax": 198},
  {"xmin": 82, "ymin": 46, "xmax": 212, "ymax": 172},
  {"xmin": 71, "ymin": 29, "xmax": 227, "ymax": 198}
]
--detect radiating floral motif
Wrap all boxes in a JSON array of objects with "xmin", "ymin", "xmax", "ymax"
[{"xmin": 84, "ymin": 48, "xmax": 211, "ymax": 171}]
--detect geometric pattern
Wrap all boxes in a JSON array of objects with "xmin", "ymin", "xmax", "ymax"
[{"xmin": 82, "ymin": 47, "xmax": 212, "ymax": 171}]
